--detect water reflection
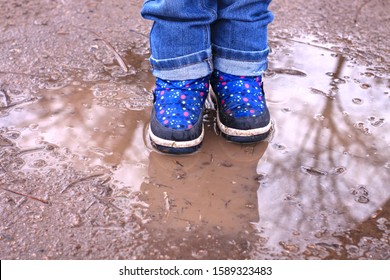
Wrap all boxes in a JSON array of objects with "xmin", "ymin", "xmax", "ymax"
[
  {"xmin": 254, "ymin": 40, "xmax": 390, "ymax": 259},
  {"xmin": 1, "ymin": 38, "xmax": 389, "ymax": 260},
  {"xmin": 138, "ymin": 123, "xmax": 267, "ymax": 259}
]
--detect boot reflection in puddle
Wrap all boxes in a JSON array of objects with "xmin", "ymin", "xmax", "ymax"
[{"xmin": 139, "ymin": 123, "xmax": 269, "ymax": 259}]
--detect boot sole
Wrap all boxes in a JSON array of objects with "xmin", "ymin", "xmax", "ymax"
[
  {"xmin": 211, "ymin": 91, "xmax": 271, "ymax": 143},
  {"xmin": 149, "ymin": 125, "xmax": 204, "ymax": 154}
]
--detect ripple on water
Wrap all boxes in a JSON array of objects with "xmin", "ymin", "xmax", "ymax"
[
  {"xmin": 5, "ymin": 130, "xmax": 21, "ymax": 139},
  {"xmin": 353, "ymin": 122, "xmax": 372, "ymax": 135},
  {"xmin": 313, "ymin": 114, "xmax": 325, "ymax": 121},
  {"xmin": 29, "ymin": 124, "xmax": 39, "ymax": 131},
  {"xmin": 360, "ymin": 83, "xmax": 371, "ymax": 89},
  {"xmin": 351, "ymin": 185, "xmax": 370, "ymax": 204},
  {"xmin": 352, "ymin": 98, "xmax": 363, "ymax": 105},
  {"xmin": 29, "ymin": 159, "xmax": 48, "ymax": 168},
  {"xmin": 272, "ymin": 143, "xmax": 286, "ymax": 150},
  {"xmin": 367, "ymin": 116, "xmax": 385, "ymax": 127},
  {"xmin": 333, "ymin": 166, "xmax": 347, "ymax": 175}
]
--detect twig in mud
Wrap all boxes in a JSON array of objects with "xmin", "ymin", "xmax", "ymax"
[
  {"xmin": 74, "ymin": 26, "xmax": 128, "ymax": 73},
  {"xmin": 0, "ymin": 97, "xmax": 39, "ymax": 111},
  {"xmin": 0, "ymin": 71, "xmax": 49, "ymax": 78},
  {"xmin": 0, "ymin": 162, "xmax": 6, "ymax": 173},
  {"xmin": 93, "ymin": 195, "xmax": 121, "ymax": 211},
  {"xmin": 183, "ymin": 198, "xmax": 192, "ymax": 206},
  {"xmin": 272, "ymin": 68, "xmax": 307, "ymax": 77},
  {"xmin": 100, "ymin": 176, "xmax": 111, "ymax": 185},
  {"xmin": 175, "ymin": 160, "xmax": 184, "ymax": 167},
  {"xmin": 94, "ymin": 38, "xmax": 129, "ymax": 73},
  {"xmin": 163, "ymin": 191, "xmax": 170, "ymax": 213},
  {"xmin": 1, "ymin": 187, "xmax": 49, "ymax": 204},
  {"xmin": 271, "ymin": 37, "xmax": 331, "ymax": 51},
  {"xmin": 80, "ymin": 200, "xmax": 97, "ymax": 214},
  {"xmin": 86, "ymin": 200, "xmax": 97, "ymax": 211},
  {"xmin": 16, "ymin": 197, "xmax": 28, "ymax": 208},
  {"xmin": 155, "ymin": 183, "xmax": 173, "ymax": 189},
  {"xmin": 147, "ymin": 178, "xmax": 174, "ymax": 189},
  {"xmin": 354, "ymin": 0, "xmax": 372, "ymax": 23},
  {"xmin": 173, "ymin": 217, "xmax": 191, "ymax": 223},
  {"xmin": 128, "ymin": 29, "xmax": 148, "ymax": 39},
  {"xmin": 15, "ymin": 146, "xmax": 46, "ymax": 156},
  {"xmin": 0, "ymin": 84, "xmax": 11, "ymax": 107},
  {"xmin": 60, "ymin": 173, "xmax": 106, "ymax": 194}
]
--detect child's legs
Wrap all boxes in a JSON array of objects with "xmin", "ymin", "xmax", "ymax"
[
  {"xmin": 211, "ymin": 0, "xmax": 274, "ymax": 76},
  {"xmin": 141, "ymin": 0, "xmax": 217, "ymax": 80}
]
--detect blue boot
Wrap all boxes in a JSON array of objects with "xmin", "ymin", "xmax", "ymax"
[
  {"xmin": 149, "ymin": 76, "xmax": 209, "ymax": 154},
  {"xmin": 211, "ymin": 70, "xmax": 271, "ymax": 143}
]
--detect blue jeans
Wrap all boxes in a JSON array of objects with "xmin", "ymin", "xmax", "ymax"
[{"xmin": 141, "ymin": 0, "xmax": 274, "ymax": 80}]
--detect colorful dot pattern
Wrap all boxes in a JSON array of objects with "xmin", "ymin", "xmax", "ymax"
[
  {"xmin": 211, "ymin": 71, "xmax": 266, "ymax": 118},
  {"xmin": 153, "ymin": 76, "xmax": 209, "ymax": 129}
]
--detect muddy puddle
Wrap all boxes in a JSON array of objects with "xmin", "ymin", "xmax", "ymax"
[{"xmin": 1, "ymin": 34, "xmax": 389, "ymax": 259}]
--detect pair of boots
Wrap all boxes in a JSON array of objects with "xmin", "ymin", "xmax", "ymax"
[{"xmin": 149, "ymin": 70, "xmax": 271, "ymax": 154}]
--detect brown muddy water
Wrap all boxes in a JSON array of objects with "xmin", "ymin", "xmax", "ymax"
[
  {"xmin": 1, "ymin": 38, "xmax": 389, "ymax": 260},
  {"xmin": 1, "ymin": 0, "xmax": 389, "ymax": 260}
]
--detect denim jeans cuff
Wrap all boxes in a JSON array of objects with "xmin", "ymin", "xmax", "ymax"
[
  {"xmin": 150, "ymin": 48, "xmax": 213, "ymax": 80},
  {"xmin": 212, "ymin": 44, "xmax": 270, "ymax": 76}
]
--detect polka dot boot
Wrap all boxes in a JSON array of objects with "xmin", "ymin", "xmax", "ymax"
[
  {"xmin": 149, "ymin": 76, "xmax": 209, "ymax": 154},
  {"xmin": 210, "ymin": 70, "xmax": 271, "ymax": 143}
]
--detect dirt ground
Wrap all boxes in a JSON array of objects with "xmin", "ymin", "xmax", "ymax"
[{"xmin": 0, "ymin": 0, "xmax": 389, "ymax": 259}]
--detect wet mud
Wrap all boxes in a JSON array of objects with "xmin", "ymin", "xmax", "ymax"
[{"xmin": 1, "ymin": 0, "xmax": 389, "ymax": 259}]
